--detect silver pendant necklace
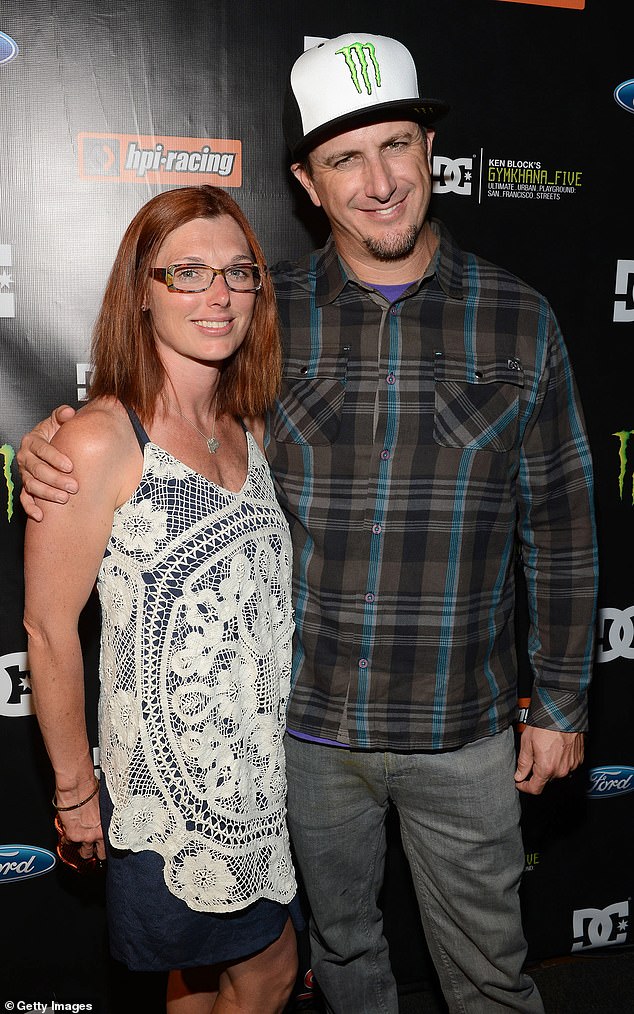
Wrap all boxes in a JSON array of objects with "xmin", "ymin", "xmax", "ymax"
[{"xmin": 171, "ymin": 403, "xmax": 220, "ymax": 454}]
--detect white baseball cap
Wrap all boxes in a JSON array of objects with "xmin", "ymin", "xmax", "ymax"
[{"xmin": 283, "ymin": 33, "xmax": 449, "ymax": 160}]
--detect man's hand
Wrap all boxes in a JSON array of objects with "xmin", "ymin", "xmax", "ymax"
[
  {"xmin": 514, "ymin": 726, "xmax": 584, "ymax": 795},
  {"xmin": 17, "ymin": 405, "xmax": 78, "ymax": 520}
]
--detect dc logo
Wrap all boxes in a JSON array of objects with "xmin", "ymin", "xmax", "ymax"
[
  {"xmin": 614, "ymin": 260, "xmax": 634, "ymax": 323},
  {"xmin": 596, "ymin": 606, "xmax": 634, "ymax": 663},
  {"xmin": 0, "ymin": 651, "xmax": 34, "ymax": 717},
  {"xmin": 572, "ymin": 900, "xmax": 629, "ymax": 951},
  {"xmin": 433, "ymin": 156, "xmax": 473, "ymax": 196},
  {"xmin": 76, "ymin": 362, "xmax": 93, "ymax": 402}
]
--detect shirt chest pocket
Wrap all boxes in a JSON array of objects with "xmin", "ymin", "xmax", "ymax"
[
  {"xmin": 433, "ymin": 353, "xmax": 525, "ymax": 452},
  {"xmin": 272, "ymin": 349, "xmax": 350, "ymax": 445}
]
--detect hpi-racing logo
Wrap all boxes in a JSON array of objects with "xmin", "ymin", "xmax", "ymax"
[
  {"xmin": 336, "ymin": 41, "xmax": 381, "ymax": 95},
  {"xmin": 78, "ymin": 132, "xmax": 242, "ymax": 186}
]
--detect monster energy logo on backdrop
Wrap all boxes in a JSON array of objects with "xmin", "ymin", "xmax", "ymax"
[
  {"xmin": 0, "ymin": 444, "xmax": 15, "ymax": 522},
  {"xmin": 335, "ymin": 42, "xmax": 381, "ymax": 95},
  {"xmin": 613, "ymin": 430, "xmax": 634, "ymax": 504}
]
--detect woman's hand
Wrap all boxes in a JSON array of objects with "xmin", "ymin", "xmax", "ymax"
[{"xmin": 55, "ymin": 781, "xmax": 106, "ymax": 862}]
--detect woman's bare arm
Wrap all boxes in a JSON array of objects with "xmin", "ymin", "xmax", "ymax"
[{"xmin": 24, "ymin": 403, "xmax": 136, "ymax": 858}]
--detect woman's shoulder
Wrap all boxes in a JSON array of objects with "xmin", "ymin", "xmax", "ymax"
[
  {"xmin": 51, "ymin": 397, "xmax": 134, "ymax": 461},
  {"xmin": 51, "ymin": 398, "xmax": 144, "ymax": 508},
  {"xmin": 50, "ymin": 400, "xmax": 143, "ymax": 507}
]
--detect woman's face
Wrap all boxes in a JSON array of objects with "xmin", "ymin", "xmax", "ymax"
[{"xmin": 147, "ymin": 215, "xmax": 257, "ymax": 372}]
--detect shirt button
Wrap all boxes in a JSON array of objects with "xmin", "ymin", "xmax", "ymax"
[
  {"xmin": 380, "ymin": 449, "xmax": 390, "ymax": 460},
  {"xmin": 359, "ymin": 658, "xmax": 369, "ymax": 668},
  {"xmin": 390, "ymin": 307, "xmax": 398, "ymax": 316},
  {"xmin": 372, "ymin": 523, "xmax": 382, "ymax": 534},
  {"xmin": 386, "ymin": 372, "xmax": 396, "ymax": 385},
  {"xmin": 364, "ymin": 593, "xmax": 375, "ymax": 603}
]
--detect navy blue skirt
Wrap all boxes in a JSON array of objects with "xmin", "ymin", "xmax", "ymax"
[{"xmin": 100, "ymin": 783, "xmax": 304, "ymax": 972}]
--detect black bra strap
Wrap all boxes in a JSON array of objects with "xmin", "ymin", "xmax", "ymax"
[{"xmin": 124, "ymin": 405, "xmax": 150, "ymax": 450}]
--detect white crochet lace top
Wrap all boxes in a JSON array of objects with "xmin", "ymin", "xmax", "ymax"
[{"xmin": 96, "ymin": 427, "xmax": 296, "ymax": 913}]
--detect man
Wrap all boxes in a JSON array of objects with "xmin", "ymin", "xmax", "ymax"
[{"xmin": 20, "ymin": 33, "xmax": 596, "ymax": 1014}]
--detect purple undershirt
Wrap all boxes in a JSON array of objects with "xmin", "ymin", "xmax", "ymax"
[{"xmin": 370, "ymin": 282, "xmax": 412, "ymax": 302}]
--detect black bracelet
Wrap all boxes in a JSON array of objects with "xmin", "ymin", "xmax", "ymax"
[{"xmin": 52, "ymin": 779, "xmax": 99, "ymax": 812}]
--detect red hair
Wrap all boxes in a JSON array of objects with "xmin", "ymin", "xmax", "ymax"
[{"xmin": 89, "ymin": 186, "xmax": 281, "ymax": 421}]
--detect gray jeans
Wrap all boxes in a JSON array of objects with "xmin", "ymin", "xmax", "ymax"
[{"xmin": 285, "ymin": 728, "xmax": 544, "ymax": 1014}]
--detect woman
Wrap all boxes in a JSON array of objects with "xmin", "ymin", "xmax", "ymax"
[{"xmin": 24, "ymin": 186, "xmax": 299, "ymax": 1013}]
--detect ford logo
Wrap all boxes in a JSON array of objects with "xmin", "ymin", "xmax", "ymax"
[
  {"xmin": 587, "ymin": 766, "xmax": 634, "ymax": 799},
  {"xmin": 0, "ymin": 845, "xmax": 56, "ymax": 882},
  {"xmin": 0, "ymin": 32, "xmax": 19, "ymax": 66},
  {"xmin": 614, "ymin": 80, "xmax": 634, "ymax": 114}
]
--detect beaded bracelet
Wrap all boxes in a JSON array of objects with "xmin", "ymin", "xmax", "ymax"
[{"xmin": 52, "ymin": 780, "xmax": 99, "ymax": 812}]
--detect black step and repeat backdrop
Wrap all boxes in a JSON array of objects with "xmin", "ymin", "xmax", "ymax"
[{"xmin": 1, "ymin": 1, "xmax": 633, "ymax": 1009}]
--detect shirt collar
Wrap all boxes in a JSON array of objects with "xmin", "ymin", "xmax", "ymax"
[{"xmin": 313, "ymin": 219, "xmax": 466, "ymax": 307}]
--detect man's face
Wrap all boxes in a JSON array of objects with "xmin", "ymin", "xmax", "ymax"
[{"xmin": 291, "ymin": 119, "xmax": 435, "ymax": 273}]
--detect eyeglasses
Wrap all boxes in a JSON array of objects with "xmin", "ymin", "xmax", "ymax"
[{"xmin": 151, "ymin": 262, "xmax": 263, "ymax": 293}]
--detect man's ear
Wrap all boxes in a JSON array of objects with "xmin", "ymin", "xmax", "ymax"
[
  {"xmin": 290, "ymin": 162, "xmax": 323, "ymax": 209},
  {"xmin": 425, "ymin": 128, "xmax": 435, "ymax": 170}
]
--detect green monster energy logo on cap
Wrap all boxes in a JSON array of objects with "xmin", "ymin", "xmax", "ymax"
[
  {"xmin": 0, "ymin": 444, "xmax": 15, "ymax": 522},
  {"xmin": 335, "ymin": 42, "xmax": 381, "ymax": 95}
]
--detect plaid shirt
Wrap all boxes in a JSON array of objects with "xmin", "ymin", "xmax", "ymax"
[{"xmin": 268, "ymin": 222, "xmax": 597, "ymax": 751}]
